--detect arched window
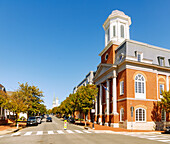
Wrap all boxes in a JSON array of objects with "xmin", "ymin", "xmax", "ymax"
[
  {"xmin": 135, "ymin": 74, "xmax": 146, "ymax": 99},
  {"xmin": 161, "ymin": 109, "xmax": 166, "ymax": 122},
  {"xmin": 120, "ymin": 25, "xmax": 124, "ymax": 38},
  {"xmin": 135, "ymin": 108, "xmax": 146, "ymax": 122},
  {"xmin": 120, "ymin": 108, "xmax": 124, "ymax": 122}
]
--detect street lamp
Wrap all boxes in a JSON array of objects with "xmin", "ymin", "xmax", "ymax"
[{"xmin": 92, "ymin": 99, "xmax": 95, "ymax": 129}]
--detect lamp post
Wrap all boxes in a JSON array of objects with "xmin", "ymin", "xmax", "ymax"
[{"xmin": 92, "ymin": 99, "xmax": 95, "ymax": 129}]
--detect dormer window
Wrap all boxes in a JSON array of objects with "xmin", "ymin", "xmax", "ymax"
[
  {"xmin": 135, "ymin": 51, "xmax": 143, "ymax": 62},
  {"xmin": 158, "ymin": 57, "xmax": 165, "ymax": 66},
  {"xmin": 137, "ymin": 54, "xmax": 141, "ymax": 62},
  {"xmin": 120, "ymin": 25, "xmax": 124, "ymax": 38}
]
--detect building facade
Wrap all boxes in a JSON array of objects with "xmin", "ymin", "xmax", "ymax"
[
  {"xmin": 0, "ymin": 84, "xmax": 7, "ymax": 120},
  {"xmin": 94, "ymin": 10, "xmax": 170, "ymax": 130},
  {"xmin": 73, "ymin": 71, "xmax": 95, "ymax": 94}
]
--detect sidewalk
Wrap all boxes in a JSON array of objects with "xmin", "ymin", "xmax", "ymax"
[
  {"xmin": 0, "ymin": 126, "xmax": 19, "ymax": 135},
  {"xmin": 81, "ymin": 122, "xmax": 163, "ymax": 134}
]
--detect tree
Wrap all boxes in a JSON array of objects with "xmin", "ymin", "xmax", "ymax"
[
  {"xmin": 160, "ymin": 90, "xmax": 170, "ymax": 112},
  {"xmin": 76, "ymin": 84, "xmax": 98, "ymax": 126}
]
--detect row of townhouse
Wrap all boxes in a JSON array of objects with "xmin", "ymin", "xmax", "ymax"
[
  {"xmin": 0, "ymin": 85, "xmax": 27, "ymax": 124},
  {"xmin": 73, "ymin": 10, "xmax": 170, "ymax": 130},
  {"xmin": 73, "ymin": 71, "xmax": 95, "ymax": 121}
]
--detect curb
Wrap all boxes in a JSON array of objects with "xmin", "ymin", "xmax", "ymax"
[{"xmin": 88, "ymin": 129, "xmax": 162, "ymax": 134}]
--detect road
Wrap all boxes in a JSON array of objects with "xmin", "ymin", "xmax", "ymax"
[{"xmin": 0, "ymin": 116, "xmax": 170, "ymax": 144}]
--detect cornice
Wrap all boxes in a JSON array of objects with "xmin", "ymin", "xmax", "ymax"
[
  {"xmin": 118, "ymin": 59, "xmax": 170, "ymax": 71},
  {"xmin": 94, "ymin": 65, "xmax": 117, "ymax": 83}
]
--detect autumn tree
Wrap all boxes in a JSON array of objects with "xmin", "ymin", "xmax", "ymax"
[{"xmin": 76, "ymin": 84, "xmax": 98, "ymax": 126}]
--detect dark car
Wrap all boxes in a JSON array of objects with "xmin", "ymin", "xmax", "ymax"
[
  {"xmin": 68, "ymin": 117, "xmax": 75, "ymax": 124},
  {"xmin": 27, "ymin": 117, "xmax": 38, "ymax": 126},
  {"xmin": 46, "ymin": 117, "xmax": 52, "ymax": 122},
  {"xmin": 165, "ymin": 126, "xmax": 170, "ymax": 133}
]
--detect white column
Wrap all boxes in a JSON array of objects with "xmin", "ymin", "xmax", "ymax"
[
  {"xmin": 95, "ymin": 96, "xmax": 98, "ymax": 116},
  {"xmin": 99, "ymin": 84, "xmax": 102, "ymax": 115},
  {"xmin": 106, "ymin": 80, "xmax": 110, "ymax": 115},
  {"xmin": 112, "ymin": 73, "xmax": 118, "ymax": 114},
  {"xmin": 166, "ymin": 75, "xmax": 169, "ymax": 91}
]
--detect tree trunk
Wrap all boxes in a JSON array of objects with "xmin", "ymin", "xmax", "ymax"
[{"xmin": 15, "ymin": 113, "xmax": 18, "ymax": 126}]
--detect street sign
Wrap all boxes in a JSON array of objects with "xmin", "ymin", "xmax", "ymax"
[
  {"xmin": 91, "ymin": 109, "xmax": 95, "ymax": 113},
  {"xmin": 64, "ymin": 120, "xmax": 67, "ymax": 130}
]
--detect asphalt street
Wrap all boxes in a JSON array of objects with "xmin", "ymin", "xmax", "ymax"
[{"xmin": 0, "ymin": 116, "xmax": 170, "ymax": 144}]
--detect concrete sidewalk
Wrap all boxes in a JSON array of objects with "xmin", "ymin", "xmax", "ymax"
[
  {"xmin": 84, "ymin": 122, "xmax": 163, "ymax": 134},
  {"xmin": 0, "ymin": 126, "xmax": 19, "ymax": 135}
]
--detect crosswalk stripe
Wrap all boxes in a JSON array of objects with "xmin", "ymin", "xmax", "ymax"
[
  {"xmin": 147, "ymin": 137, "xmax": 167, "ymax": 140},
  {"xmin": 57, "ymin": 130, "xmax": 64, "ymax": 134},
  {"xmin": 74, "ymin": 130, "xmax": 83, "ymax": 133},
  {"xmin": 83, "ymin": 130, "xmax": 91, "ymax": 133},
  {"xmin": 11, "ymin": 132, "xmax": 21, "ymax": 136},
  {"xmin": 157, "ymin": 139, "xmax": 170, "ymax": 142},
  {"xmin": 24, "ymin": 132, "xmax": 32, "ymax": 136},
  {"xmin": 66, "ymin": 130, "xmax": 74, "ymax": 133},
  {"xmin": 48, "ymin": 131, "xmax": 54, "ymax": 134},
  {"xmin": 36, "ymin": 131, "xmax": 43, "ymax": 135}
]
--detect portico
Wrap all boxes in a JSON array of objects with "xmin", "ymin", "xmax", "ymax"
[{"xmin": 94, "ymin": 64, "xmax": 119, "ymax": 127}]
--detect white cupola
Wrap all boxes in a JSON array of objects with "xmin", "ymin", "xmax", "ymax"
[{"xmin": 103, "ymin": 10, "xmax": 131, "ymax": 46}]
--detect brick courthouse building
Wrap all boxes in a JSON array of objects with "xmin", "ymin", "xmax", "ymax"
[{"xmin": 94, "ymin": 10, "xmax": 170, "ymax": 130}]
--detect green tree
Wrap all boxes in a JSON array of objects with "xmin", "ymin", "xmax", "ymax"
[
  {"xmin": 160, "ymin": 90, "xmax": 170, "ymax": 112},
  {"xmin": 76, "ymin": 84, "xmax": 98, "ymax": 126}
]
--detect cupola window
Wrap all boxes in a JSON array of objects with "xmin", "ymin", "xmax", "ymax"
[{"xmin": 120, "ymin": 25, "xmax": 124, "ymax": 38}]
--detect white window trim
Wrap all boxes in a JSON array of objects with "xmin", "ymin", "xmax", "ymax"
[
  {"xmin": 120, "ymin": 108, "xmax": 124, "ymax": 122},
  {"xmin": 120, "ymin": 81, "xmax": 124, "ymax": 95},
  {"xmin": 135, "ymin": 108, "xmax": 146, "ymax": 122},
  {"xmin": 120, "ymin": 25, "xmax": 125, "ymax": 38},
  {"xmin": 135, "ymin": 74, "xmax": 146, "ymax": 99}
]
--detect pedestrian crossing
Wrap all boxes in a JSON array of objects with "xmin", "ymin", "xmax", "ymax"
[
  {"xmin": 0, "ymin": 130, "xmax": 93, "ymax": 138},
  {"xmin": 121, "ymin": 133, "xmax": 170, "ymax": 143}
]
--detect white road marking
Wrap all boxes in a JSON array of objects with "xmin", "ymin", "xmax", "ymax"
[
  {"xmin": 11, "ymin": 132, "xmax": 21, "ymax": 136},
  {"xmin": 0, "ymin": 136, "xmax": 4, "ymax": 138},
  {"xmin": 147, "ymin": 137, "xmax": 167, "ymax": 140},
  {"xmin": 157, "ymin": 139, "xmax": 170, "ymax": 142},
  {"xmin": 66, "ymin": 130, "xmax": 74, "ymax": 133},
  {"xmin": 48, "ymin": 131, "xmax": 54, "ymax": 134},
  {"xmin": 36, "ymin": 131, "xmax": 43, "ymax": 135},
  {"xmin": 83, "ymin": 130, "xmax": 91, "ymax": 133},
  {"xmin": 57, "ymin": 130, "xmax": 64, "ymax": 134},
  {"xmin": 24, "ymin": 132, "xmax": 32, "ymax": 136},
  {"xmin": 74, "ymin": 130, "xmax": 83, "ymax": 133}
]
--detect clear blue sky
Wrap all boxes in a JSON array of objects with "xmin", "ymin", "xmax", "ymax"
[{"xmin": 0, "ymin": 0, "xmax": 170, "ymax": 109}]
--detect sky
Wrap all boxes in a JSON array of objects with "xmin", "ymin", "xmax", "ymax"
[{"xmin": 0, "ymin": 0, "xmax": 170, "ymax": 109}]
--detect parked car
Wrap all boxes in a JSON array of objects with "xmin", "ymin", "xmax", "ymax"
[
  {"xmin": 27, "ymin": 117, "xmax": 38, "ymax": 126},
  {"xmin": 165, "ymin": 126, "xmax": 170, "ymax": 133},
  {"xmin": 46, "ymin": 117, "xmax": 52, "ymax": 122},
  {"xmin": 36, "ymin": 116, "xmax": 41, "ymax": 124},
  {"xmin": 68, "ymin": 116, "xmax": 75, "ymax": 124}
]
